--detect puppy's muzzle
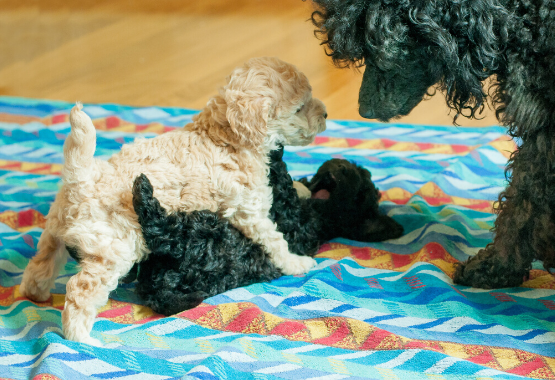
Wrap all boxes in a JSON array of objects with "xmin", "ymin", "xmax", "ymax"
[{"xmin": 309, "ymin": 171, "xmax": 336, "ymax": 200}]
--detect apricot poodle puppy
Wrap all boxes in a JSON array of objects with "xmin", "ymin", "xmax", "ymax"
[{"xmin": 19, "ymin": 57, "xmax": 327, "ymax": 345}]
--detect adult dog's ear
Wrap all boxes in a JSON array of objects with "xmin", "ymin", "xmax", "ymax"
[{"xmin": 225, "ymin": 89, "xmax": 272, "ymax": 147}]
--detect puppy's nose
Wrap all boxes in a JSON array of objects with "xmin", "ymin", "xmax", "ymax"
[{"xmin": 323, "ymin": 113, "xmax": 328, "ymax": 119}]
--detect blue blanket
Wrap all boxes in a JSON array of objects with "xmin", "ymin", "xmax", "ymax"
[{"xmin": 1, "ymin": 96, "xmax": 554, "ymax": 380}]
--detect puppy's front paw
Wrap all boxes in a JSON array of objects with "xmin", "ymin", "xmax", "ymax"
[{"xmin": 281, "ymin": 254, "xmax": 316, "ymax": 275}]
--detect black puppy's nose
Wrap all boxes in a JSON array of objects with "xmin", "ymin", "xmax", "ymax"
[{"xmin": 323, "ymin": 113, "xmax": 328, "ymax": 119}]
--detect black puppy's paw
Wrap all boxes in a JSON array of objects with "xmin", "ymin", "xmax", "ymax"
[{"xmin": 358, "ymin": 215, "xmax": 404, "ymax": 242}]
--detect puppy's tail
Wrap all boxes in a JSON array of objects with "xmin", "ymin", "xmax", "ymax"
[
  {"xmin": 62, "ymin": 103, "xmax": 97, "ymax": 185},
  {"xmin": 132, "ymin": 174, "xmax": 167, "ymax": 236}
]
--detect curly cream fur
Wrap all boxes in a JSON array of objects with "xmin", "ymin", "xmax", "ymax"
[{"xmin": 20, "ymin": 57, "xmax": 327, "ymax": 345}]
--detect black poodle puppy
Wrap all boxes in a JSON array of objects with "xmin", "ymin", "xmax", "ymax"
[
  {"xmin": 300, "ymin": 158, "xmax": 404, "ymax": 242},
  {"xmin": 309, "ymin": 0, "xmax": 555, "ymax": 288},
  {"xmin": 131, "ymin": 147, "xmax": 403, "ymax": 315},
  {"xmin": 131, "ymin": 177, "xmax": 282, "ymax": 315}
]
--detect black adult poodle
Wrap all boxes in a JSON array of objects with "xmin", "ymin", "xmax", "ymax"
[
  {"xmin": 309, "ymin": 0, "xmax": 555, "ymax": 288},
  {"xmin": 131, "ymin": 147, "xmax": 403, "ymax": 315}
]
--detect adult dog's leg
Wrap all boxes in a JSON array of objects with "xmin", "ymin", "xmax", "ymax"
[
  {"xmin": 20, "ymin": 225, "xmax": 68, "ymax": 302},
  {"xmin": 454, "ymin": 135, "xmax": 555, "ymax": 288}
]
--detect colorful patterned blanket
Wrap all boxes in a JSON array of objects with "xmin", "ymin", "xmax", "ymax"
[{"xmin": 1, "ymin": 96, "xmax": 554, "ymax": 380}]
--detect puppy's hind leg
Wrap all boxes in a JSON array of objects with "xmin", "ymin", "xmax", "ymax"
[
  {"xmin": 20, "ymin": 229, "xmax": 68, "ymax": 302},
  {"xmin": 62, "ymin": 241, "xmax": 135, "ymax": 346}
]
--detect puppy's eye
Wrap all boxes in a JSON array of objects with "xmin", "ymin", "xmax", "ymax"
[{"xmin": 296, "ymin": 105, "xmax": 304, "ymax": 113}]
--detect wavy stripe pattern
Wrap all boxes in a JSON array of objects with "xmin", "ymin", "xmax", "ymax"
[{"xmin": 0, "ymin": 96, "xmax": 553, "ymax": 380}]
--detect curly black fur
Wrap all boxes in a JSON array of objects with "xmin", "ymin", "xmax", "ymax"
[
  {"xmin": 266, "ymin": 148, "xmax": 321, "ymax": 256},
  {"xmin": 132, "ymin": 148, "xmax": 403, "ymax": 315},
  {"xmin": 309, "ymin": 0, "xmax": 512, "ymax": 121},
  {"xmin": 301, "ymin": 158, "xmax": 404, "ymax": 242},
  {"xmin": 309, "ymin": 0, "xmax": 555, "ymax": 288},
  {"xmin": 132, "ymin": 174, "xmax": 282, "ymax": 315}
]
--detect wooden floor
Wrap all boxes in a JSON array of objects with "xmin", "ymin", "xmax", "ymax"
[{"xmin": 0, "ymin": 0, "xmax": 499, "ymax": 126}]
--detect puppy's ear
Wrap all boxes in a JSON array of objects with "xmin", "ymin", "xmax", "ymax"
[{"xmin": 225, "ymin": 89, "xmax": 271, "ymax": 147}]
